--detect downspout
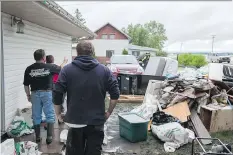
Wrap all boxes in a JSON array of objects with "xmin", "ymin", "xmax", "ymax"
[{"xmin": 1, "ymin": 4, "xmax": 6, "ymax": 133}]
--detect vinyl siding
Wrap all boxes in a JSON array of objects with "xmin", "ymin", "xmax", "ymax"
[{"xmin": 2, "ymin": 13, "xmax": 72, "ymax": 130}]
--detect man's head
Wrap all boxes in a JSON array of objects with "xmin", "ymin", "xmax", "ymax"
[
  {"xmin": 46, "ymin": 55, "xmax": 54, "ymax": 64},
  {"xmin": 34, "ymin": 49, "xmax": 46, "ymax": 62},
  {"xmin": 76, "ymin": 41, "xmax": 95, "ymax": 56}
]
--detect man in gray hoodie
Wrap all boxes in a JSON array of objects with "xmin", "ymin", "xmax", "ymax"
[{"xmin": 53, "ymin": 41, "xmax": 120, "ymax": 155}]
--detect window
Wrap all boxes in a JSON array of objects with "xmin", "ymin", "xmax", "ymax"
[
  {"xmin": 106, "ymin": 50, "xmax": 114, "ymax": 58},
  {"xmin": 101, "ymin": 34, "xmax": 108, "ymax": 39},
  {"xmin": 109, "ymin": 34, "xmax": 115, "ymax": 39},
  {"xmin": 132, "ymin": 51, "xmax": 140, "ymax": 57}
]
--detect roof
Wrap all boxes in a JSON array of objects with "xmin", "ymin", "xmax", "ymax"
[
  {"xmin": 94, "ymin": 23, "xmax": 131, "ymax": 40},
  {"xmin": 128, "ymin": 44, "xmax": 158, "ymax": 52},
  {"xmin": 2, "ymin": 1, "xmax": 95, "ymax": 38}
]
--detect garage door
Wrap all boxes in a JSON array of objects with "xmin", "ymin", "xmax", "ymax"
[{"xmin": 2, "ymin": 13, "xmax": 72, "ymax": 131}]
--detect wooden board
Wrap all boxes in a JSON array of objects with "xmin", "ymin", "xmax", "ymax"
[
  {"xmin": 201, "ymin": 106, "xmax": 233, "ymax": 132},
  {"xmin": 190, "ymin": 110, "xmax": 212, "ymax": 145},
  {"xmin": 108, "ymin": 95, "xmax": 144, "ymax": 103},
  {"xmin": 163, "ymin": 101, "xmax": 191, "ymax": 122}
]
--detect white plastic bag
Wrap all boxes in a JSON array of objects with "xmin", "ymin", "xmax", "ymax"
[
  {"xmin": 0, "ymin": 139, "xmax": 16, "ymax": 155},
  {"xmin": 7, "ymin": 116, "xmax": 34, "ymax": 138},
  {"xmin": 60, "ymin": 129, "xmax": 68, "ymax": 143},
  {"xmin": 15, "ymin": 141, "xmax": 38, "ymax": 155},
  {"xmin": 151, "ymin": 122, "xmax": 190, "ymax": 152},
  {"xmin": 131, "ymin": 94, "xmax": 158, "ymax": 120}
]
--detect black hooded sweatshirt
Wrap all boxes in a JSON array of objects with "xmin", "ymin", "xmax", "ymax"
[{"xmin": 54, "ymin": 56, "xmax": 120, "ymax": 125}]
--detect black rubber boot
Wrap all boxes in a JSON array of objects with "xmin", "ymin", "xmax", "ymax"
[
  {"xmin": 34, "ymin": 125, "xmax": 41, "ymax": 143},
  {"xmin": 46, "ymin": 123, "xmax": 54, "ymax": 145}
]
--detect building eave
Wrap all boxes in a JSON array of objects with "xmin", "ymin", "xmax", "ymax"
[{"xmin": 2, "ymin": 1, "xmax": 95, "ymax": 38}]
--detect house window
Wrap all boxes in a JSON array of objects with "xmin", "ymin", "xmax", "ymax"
[
  {"xmin": 109, "ymin": 34, "xmax": 115, "ymax": 39},
  {"xmin": 101, "ymin": 34, "xmax": 108, "ymax": 39},
  {"xmin": 106, "ymin": 50, "xmax": 114, "ymax": 58},
  {"xmin": 132, "ymin": 51, "xmax": 140, "ymax": 57}
]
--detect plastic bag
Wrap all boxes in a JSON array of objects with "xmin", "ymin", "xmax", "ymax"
[
  {"xmin": 151, "ymin": 111, "xmax": 179, "ymax": 126},
  {"xmin": 15, "ymin": 141, "xmax": 39, "ymax": 155},
  {"xmin": 151, "ymin": 122, "xmax": 190, "ymax": 152},
  {"xmin": 7, "ymin": 116, "xmax": 34, "ymax": 138}
]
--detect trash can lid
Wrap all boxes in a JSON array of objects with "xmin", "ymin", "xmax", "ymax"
[{"xmin": 119, "ymin": 113, "xmax": 147, "ymax": 123}]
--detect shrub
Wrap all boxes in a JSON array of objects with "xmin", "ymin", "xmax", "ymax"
[
  {"xmin": 178, "ymin": 54, "xmax": 207, "ymax": 68},
  {"xmin": 156, "ymin": 50, "xmax": 167, "ymax": 57},
  {"xmin": 122, "ymin": 49, "xmax": 128, "ymax": 55}
]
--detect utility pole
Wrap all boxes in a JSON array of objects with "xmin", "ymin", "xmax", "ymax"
[
  {"xmin": 211, "ymin": 35, "xmax": 216, "ymax": 54},
  {"xmin": 180, "ymin": 42, "xmax": 183, "ymax": 53}
]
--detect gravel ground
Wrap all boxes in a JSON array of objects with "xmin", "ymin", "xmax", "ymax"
[{"xmin": 103, "ymin": 102, "xmax": 233, "ymax": 155}]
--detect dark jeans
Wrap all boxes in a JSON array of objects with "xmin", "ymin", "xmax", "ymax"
[{"xmin": 66, "ymin": 125, "xmax": 104, "ymax": 155}]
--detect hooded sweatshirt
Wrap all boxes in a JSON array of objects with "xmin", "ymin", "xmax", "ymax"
[{"xmin": 54, "ymin": 56, "xmax": 120, "ymax": 125}]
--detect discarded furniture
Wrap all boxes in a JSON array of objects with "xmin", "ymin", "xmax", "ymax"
[
  {"xmin": 200, "ymin": 105, "xmax": 233, "ymax": 133},
  {"xmin": 191, "ymin": 137, "xmax": 233, "ymax": 155},
  {"xmin": 144, "ymin": 57, "xmax": 178, "ymax": 77},
  {"xmin": 117, "ymin": 74, "xmax": 165, "ymax": 95}
]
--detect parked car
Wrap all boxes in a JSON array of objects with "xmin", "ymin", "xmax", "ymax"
[
  {"xmin": 209, "ymin": 53, "xmax": 231, "ymax": 63},
  {"xmin": 107, "ymin": 55, "xmax": 144, "ymax": 76}
]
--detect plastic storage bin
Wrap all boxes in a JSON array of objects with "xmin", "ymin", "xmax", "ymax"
[{"xmin": 118, "ymin": 113, "xmax": 149, "ymax": 143}]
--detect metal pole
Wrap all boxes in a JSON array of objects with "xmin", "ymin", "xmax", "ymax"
[
  {"xmin": 211, "ymin": 35, "xmax": 215, "ymax": 54},
  {"xmin": 180, "ymin": 42, "xmax": 183, "ymax": 53}
]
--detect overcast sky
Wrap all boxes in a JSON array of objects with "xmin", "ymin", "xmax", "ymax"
[{"xmin": 57, "ymin": 1, "xmax": 233, "ymax": 53}]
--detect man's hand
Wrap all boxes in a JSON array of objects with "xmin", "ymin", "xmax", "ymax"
[
  {"xmin": 63, "ymin": 57, "xmax": 68, "ymax": 64},
  {"xmin": 105, "ymin": 111, "xmax": 111, "ymax": 121},
  {"xmin": 27, "ymin": 95, "xmax": 31, "ymax": 102}
]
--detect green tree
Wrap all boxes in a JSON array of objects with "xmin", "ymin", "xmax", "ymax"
[
  {"xmin": 178, "ymin": 54, "xmax": 207, "ymax": 68},
  {"xmin": 156, "ymin": 51, "xmax": 168, "ymax": 57},
  {"xmin": 122, "ymin": 49, "xmax": 128, "ymax": 55},
  {"xmin": 75, "ymin": 8, "xmax": 86, "ymax": 25},
  {"xmin": 122, "ymin": 21, "xmax": 168, "ymax": 52}
]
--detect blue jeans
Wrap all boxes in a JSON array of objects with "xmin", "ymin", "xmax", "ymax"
[{"xmin": 31, "ymin": 91, "xmax": 55, "ymax": 125}]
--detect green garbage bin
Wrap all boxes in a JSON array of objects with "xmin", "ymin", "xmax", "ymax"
[{"xmin": 118, "ymin": 113, "xmax": 149, "ymax": 143}]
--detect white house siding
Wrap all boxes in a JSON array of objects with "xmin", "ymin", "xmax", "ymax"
[
  {"xmin": 2, "ymin": 13, "xmax": 72, "ymax": 130},
  {"xmin": 90, "ymin": 39, "xmax": 129, "ymax": 57}
]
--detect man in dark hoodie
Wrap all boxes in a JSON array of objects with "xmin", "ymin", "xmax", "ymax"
[{"xmin": 53, "ymin": 41, "xmax": 120, "ymax": 155}]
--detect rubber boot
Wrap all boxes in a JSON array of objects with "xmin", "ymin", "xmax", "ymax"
[
  {"xmin": 46, "ymin": 123, "xmax": 54, "ymax": 145},
  {"xmin": 34, "ymin": 125, "xmax": 41, "ymax": 143}
]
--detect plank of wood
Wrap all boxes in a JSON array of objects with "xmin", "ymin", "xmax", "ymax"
[
  {"xmin": 163, "ymin": 101, "xmax": 191, "ymax": 122},
  {"xmin": 190, "ymin": 110, "xmax": 212, "ymax": 145}
]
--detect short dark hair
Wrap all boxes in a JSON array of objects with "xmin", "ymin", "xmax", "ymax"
[
  {"xmin": 34, "ymin": 49, "xmax": 45, "ymax": 61},
  {"xmin": 76, "ymin": 41, "xmax": 94, "ymax": 56},
  {"xmin": 46, "ymin": 55, "xmax": 54, "ymax": 63}
]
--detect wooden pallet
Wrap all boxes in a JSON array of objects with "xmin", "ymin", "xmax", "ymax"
[{"xmin": 108, "ymin": 95, "xmax": 144, "ymax": 103}]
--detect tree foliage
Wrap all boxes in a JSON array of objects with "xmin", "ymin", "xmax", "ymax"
[
  {"xmin": 156, "ymin": 51, "xmax": 168, "ymax": 57},
  {"xmin": 75, "ymin": 8, "xmax": 86, "ymax": 25},
  {"xmin": 122, "ymin": 21, "xmax": 168, "ymax": 52},
  {"xmin": 122, "ymin": 49, "xmax": 128, "ymax": 55},
  {"xmin": 178, "ymin": 54, "xmax": 207, "ymax": 68}
]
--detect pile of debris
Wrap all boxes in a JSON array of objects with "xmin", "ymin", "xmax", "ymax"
[{"xmin": 129, "ymin": 78, "xmax": 233, "ymax": 153}]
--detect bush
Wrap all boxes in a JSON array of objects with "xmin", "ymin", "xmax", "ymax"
[
  {"xmin": 178, "ymin": 54, "xmax": 207, "ymax": 68},
  {"xmin": 156, "ymin": 50, "xmax": 167, "ymax": 57},
  {"xmin": 122, "ymin": 49, "xmax": 128, "ymax": 55}
]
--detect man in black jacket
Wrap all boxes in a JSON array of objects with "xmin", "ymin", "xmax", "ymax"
[{"xmin": 53, "ymin": 41, "xmax": 120, "ymax": 155}]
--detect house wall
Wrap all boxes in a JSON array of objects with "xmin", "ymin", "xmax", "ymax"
[
  {"xmin": 95, "ymin": 24, "xmax": 128, "ymax": 40},
  {"xmin": 90, "ymin": 39, "xmax": 129, "ymax": 57},
  {"xmin": 2, "ymin": 13, "xmax": 72, "ymax": 130}
]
